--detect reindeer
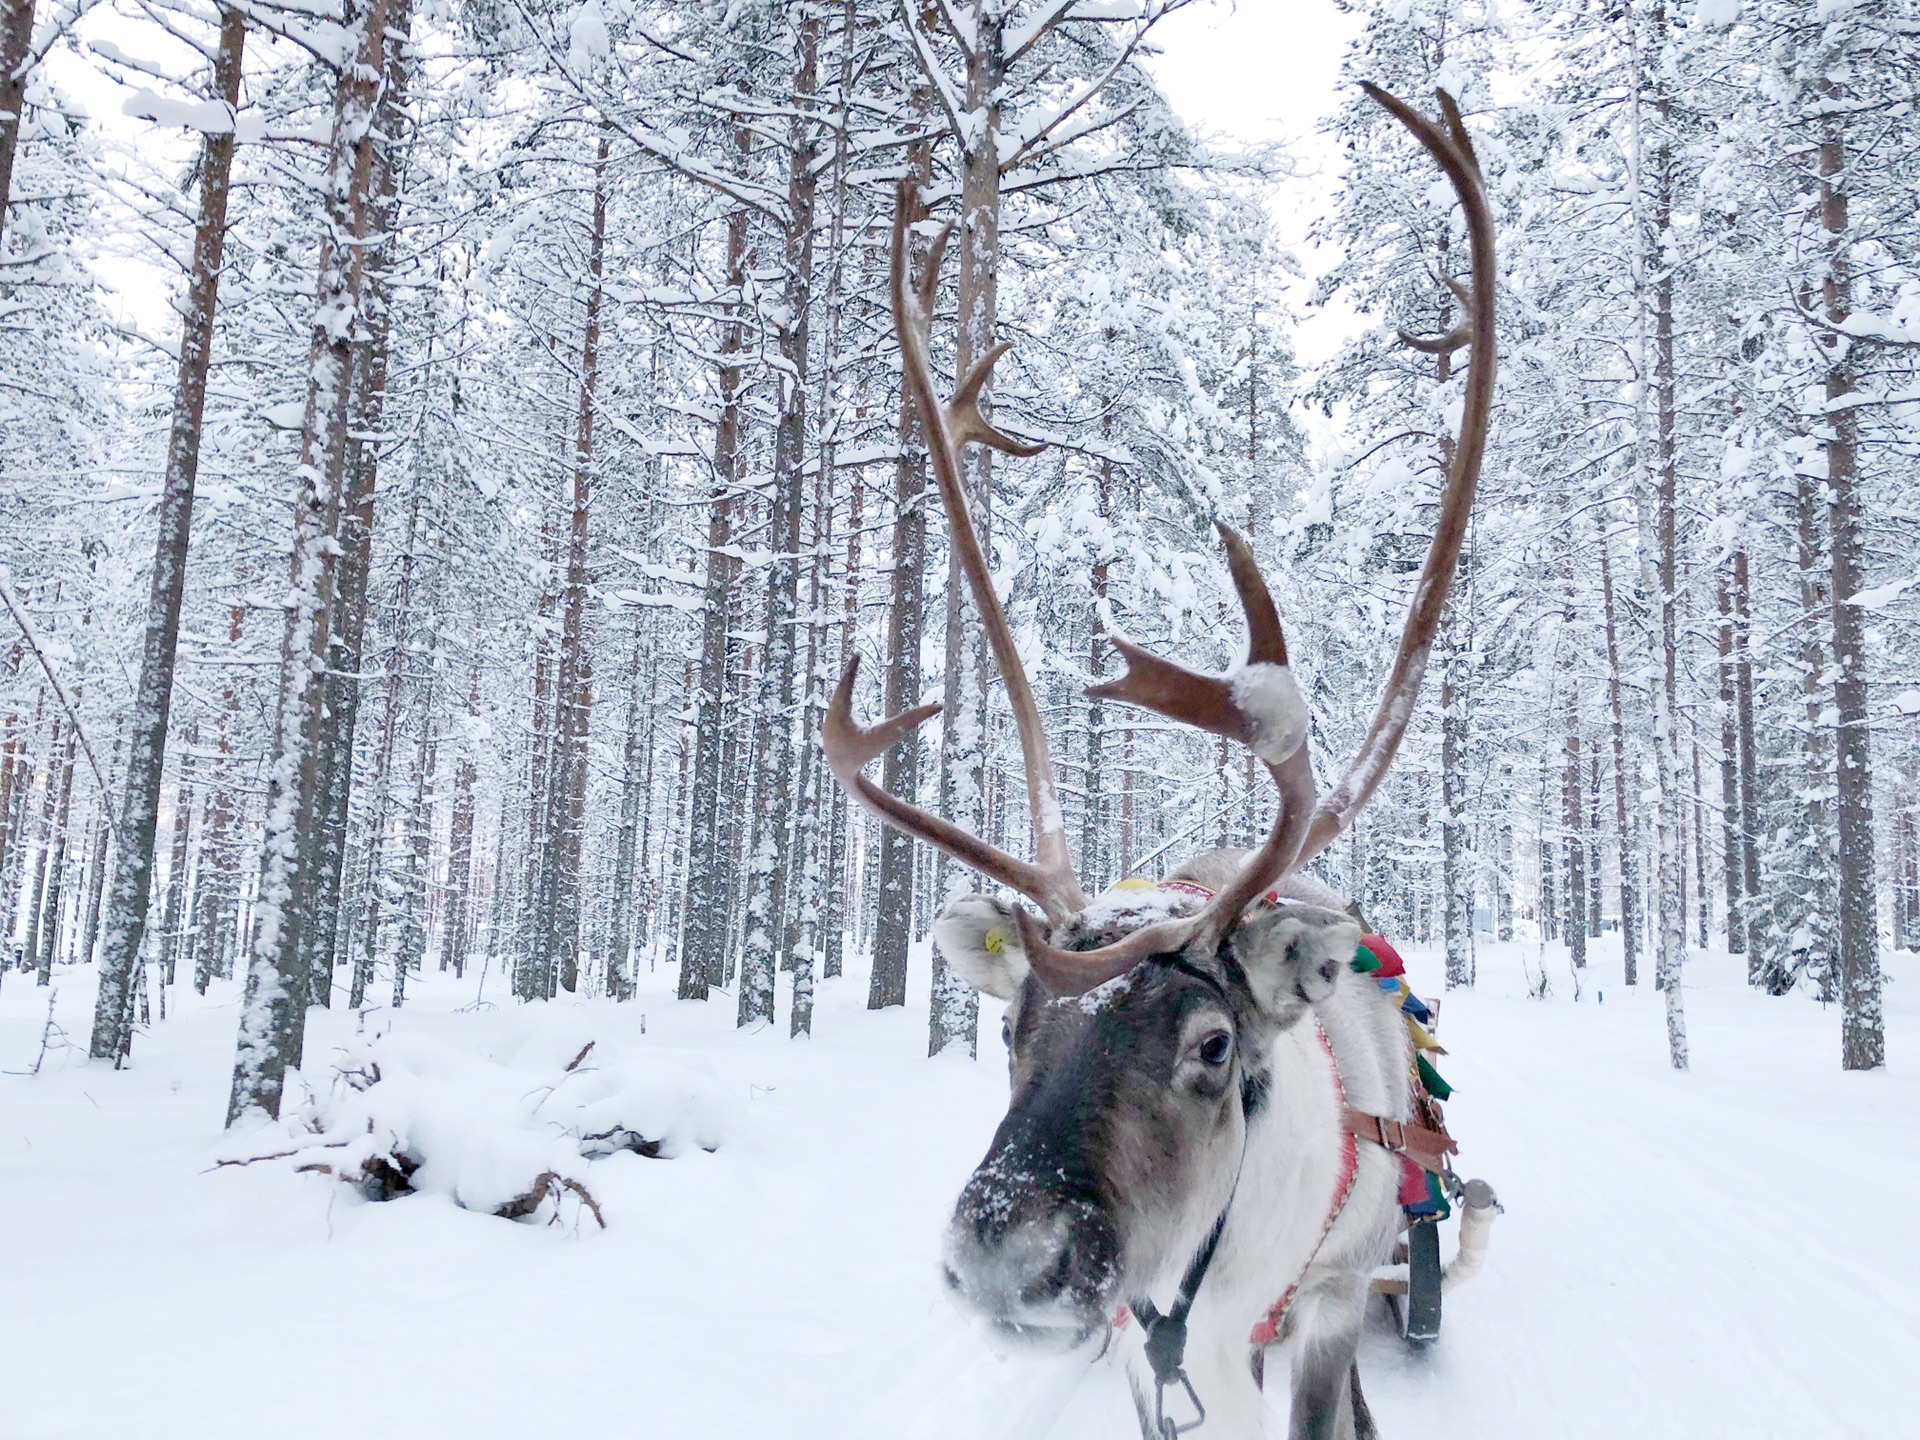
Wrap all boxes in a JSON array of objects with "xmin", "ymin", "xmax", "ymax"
[{"xmin": 822, "ymin": 88, "xmax": 1495, "ymax": 1440}]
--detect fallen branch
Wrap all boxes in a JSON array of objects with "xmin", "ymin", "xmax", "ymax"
[{"xmin": 497, "ymin": 1170, "xmax": 606, "ymax": 1229}]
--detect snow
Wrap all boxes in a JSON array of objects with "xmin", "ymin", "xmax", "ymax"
[
  {"xmin": 121, "ymin": 88, "xmax": 235, "ymax": 135},
  {"xmin": 222, "ymin": 1015, "xmax": 741, "ymax": 1218},
  {"xmin": 3, "ymin": 936, "xmax": 1916, "ymax": 1438}
]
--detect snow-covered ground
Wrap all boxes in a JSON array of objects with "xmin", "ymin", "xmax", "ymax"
[{"xmin": 2, "ymin": 935, "xmax": 1914, "ymax": 1439}]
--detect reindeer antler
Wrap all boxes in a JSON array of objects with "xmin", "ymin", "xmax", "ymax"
[
  {"xmin": 1014, "ymin": 86, "xmax": 1498, "ymax": 995},
  {"xmin": 1297, "ymin": 85, "xmax": 1496, "ymax": 863},
  {"xmin": 824, "ymin": 91, "xmax": 1494, "ymax": 994},
  {"xmin": 821, "ymin": 186, "xmax": 1088, "ymax": 924}
]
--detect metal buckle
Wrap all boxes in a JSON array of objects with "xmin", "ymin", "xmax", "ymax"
[
  {"xmin": 1155, "ymin": 1370, "xmax": 1207, "ymax": 1438},
  {"xmin": 1378, "ymin": 1117, "xmax": 1406, "ymax": 1153}
]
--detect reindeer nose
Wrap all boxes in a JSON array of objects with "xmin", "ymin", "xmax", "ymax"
[{"xmin": 944, "ymin": 1180, "xmax": 1119, "ymax": 1338}]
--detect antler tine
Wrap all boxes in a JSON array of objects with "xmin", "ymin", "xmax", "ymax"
[
  {"xmin": 1014, "ymin": 905, "xmax": 1195, "ymax": 997},
  {"xmin": 949, "ymin": 342, "xmax": 1046, "ymax": 457},
  {"xmin": 1012, "ymin": 734, "xmax": 1320, "ymax": 999},
  {"xmin": 1217, "ymin": 525, "xmax": 1287, "ymax": 666},
  {"xmin": 1029, "ymin": 85, "xmax": 1497, "ymax": 994},
  {"xmin": 1397, "ymin": 321, "xmax": 1470, "ymax": 357},
  {"xmin": 1087, "ymin": 524, "xmax": 1291, "ymax": 748},
  {"xmin": 857, "ymin": 182, "xmax": 1085, "ymax": 920},
  {"xmin": 1019, "ymin": 526, "xmax": 1314, "ymax": 995},
  {"xmin": 1396, "ymin": 279, "xmax": 1476, "ymax": 356},
  {"xmin": 823, "ymin": 657, "xmax": 1074, "ymax": 917},
  {"xmin": 1297, "ymin": 85, "xmax": 1497, "ymax": 865}
]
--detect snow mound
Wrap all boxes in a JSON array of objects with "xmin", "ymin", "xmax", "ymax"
[{"xmin": 222, "ymin": 1019, "xmax": 742, "ymax": 1226}]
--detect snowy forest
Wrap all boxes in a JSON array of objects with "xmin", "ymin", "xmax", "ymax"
[
  {"xmin": 4, "ymin": 0, "xmax": 1918, "ymax": 1435},
  {"xmin": 4, "ymin": 0, "xmax": 1914, "ymax": 1081}
]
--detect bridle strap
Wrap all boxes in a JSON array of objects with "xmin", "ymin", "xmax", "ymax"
[
  {"xmin": 1129, "ymin": 1201, "xmax": 1230, "ymax": 1439},
  {"xmin": 1126, "ymin": 1141, "xmax": 1243, "ymax": 1440}
]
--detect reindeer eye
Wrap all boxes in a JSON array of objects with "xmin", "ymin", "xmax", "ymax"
[
  {"xmin": 1001, "ymin": 1017, "xmax": 1013, "ymax": 1049},
  {"xmin": 1198, "ymin": 1031, "xmax": 1233, "ymax": 1066}
]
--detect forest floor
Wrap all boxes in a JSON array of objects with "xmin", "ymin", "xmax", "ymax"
[{"xmin": 2, "ymin": 931, "xmax": 1915, "ymax": 1440}]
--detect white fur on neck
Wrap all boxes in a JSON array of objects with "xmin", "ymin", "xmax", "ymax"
[{"xmin": 1112, "ymin": 963, "xmax": 1410, "ymax": 1438}]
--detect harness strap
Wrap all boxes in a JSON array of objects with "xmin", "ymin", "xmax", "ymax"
[
  {"xmin": 1344, "ymin": 1106, "xmax": 1458, "ymax": 1174},
  {"xmin": 1128, "ymin": 1196, "xmax": 1232, "ymax": 1437}
]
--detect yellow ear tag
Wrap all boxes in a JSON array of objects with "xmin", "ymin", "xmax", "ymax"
[{"xmin": 983, "ymin": 925, "xmax": 1010, "ymax": 955}]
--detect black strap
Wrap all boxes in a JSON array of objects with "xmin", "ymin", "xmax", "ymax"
[{"xmin": 1128, "ymin": 1203, "xmax": 1232, "ymax": 1438}]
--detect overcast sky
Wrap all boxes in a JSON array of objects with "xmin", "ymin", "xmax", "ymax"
[{"xmin": 1144, "ymin": 0, "xmax": 1368, "ymax": 366}]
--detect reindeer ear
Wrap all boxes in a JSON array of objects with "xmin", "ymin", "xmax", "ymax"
[
  {"xmin": 932, "ymin": 894, "xmax": 1030, "ymax": 1001},
  {"xmin": 1231, "ymin": 904, "xmax": 1362, "ymax": 1019}
]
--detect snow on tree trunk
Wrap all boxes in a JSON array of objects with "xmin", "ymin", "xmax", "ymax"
[
  {"xmin": 538, "ymin": 125, "xmax": 610, "ymax": 1001},
  {"xmin": 1816, "ymin": 99, "xmax": 1882, "ymax": 1071},
  {"xmin": 229, "ymin": 0, "xmax": 399, "ymax": 1125},
  {"xmin": 678, "ymin": 119, "xmax": 750, "ymax": 1005},
  {"xmin": 1561, "ymin": 645, "xmax": 1587, "ymax": 973},
  {"xmin": 308, "ymin": 50, "xmax": 407, "ymax": 1010},
  {"xmin": 1714, "ymin": 566, "xmax": 1745, "ymax": 953},
  {"xmin": 155, "ymin": 751, "xmax": 194, "ymax": 988},
  {"xmin": 1627, "ymin": 0, "xmax": 1685, "ymax": 1067},
  {"xmin": 929, "ymin": 12, "xmax": 1010, "ymax": 1055},
  {"xmin": 603, "ymin": 618, "xmax": 646, "ymax": 1000},
  {"xmin": 740, "ymin": 15, "xmax": 818, "ymax": 1031},
  {"xmin": 1730, "ymin": 548, "xmax": 1763, "ymax": 971}
]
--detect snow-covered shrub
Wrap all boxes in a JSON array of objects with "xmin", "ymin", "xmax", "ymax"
[{"xmin": 224, "ymin": 1018, "xmax": 741, "ymax": 1227}]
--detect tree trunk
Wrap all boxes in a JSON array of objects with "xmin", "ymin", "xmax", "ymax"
[
  {"xmin": 33, "ymin": 725, "xmax": 75, "ymax": 983},
  {"xmin": 392, "ymin": 682, "xmax": 434, "ymax": 1009},
  {"xmin": 1440, "ymin": 605, "xmax": 1472, "ymax": 987},
  {"xmin": 1562, "ymin": 681, "xmax": 1586, "ymax": 971},
  {"xmin": 871, "ymin": 124, "xmax": 932, "ymax": 1014},
  {"xmin": 742, "ymin": 13, "xmax": 818, "ymax": 1032},
  {"xmin": 75, "ymin": 740, "xmax": 114, "ymax": 969},
  {"xmin": 929, "ymin": 8, "xmax": 1006, "ymax": 1055},
  {"xmin": 1642, "ymin": 68, "xmax": 1688, "ymax": 1066},
  {"xmin": 1731, "ymin": 547, "xmax": 1763, "ymax": 968},
  {"xmin": 1818, "ymin": 102, "xmax": 1881, "ymax": 1070},
  {"xmin": 1597, "ymin": 515, "xmax": 1641, "ymax": 985},
  {"xmin": 678, "ymin": 112, "xmax": 751, "ymax": 1004},
  {"xmin": 1587, "ymin": 751, "xmax": 1603, "ymax": 935},
  {"xmin": 155, "ymin": 751, "xmax": 194, "ymax": 988},
  {"xmin": 19, "ymin": 721, "xmax": 59, "ymax": 975},
  {"xmin": 90, "ymin": 9, "xmax": 247, "ymax": 1059},
  {"xmin": 0, "ymin": 0, "xmax": 35, "ymax": 254},
  {"xmin": 605, "ymin": 616, "xmax": 647, "ymax": 1000},
  {"xmin": 1690, "ymin": 736, "xmax": 1710, "ymax": 950},
  {"xmin": 0, "ymin": 704, "xmax": 24, "ymax": 927},
  {"xmin": 437, "ymin": 664, "xmax": 480, "ymax": 978},
  {"xmin": 307, "ymin": 8, "xmax": 410, "ymax": 1008},
  {"xmin": 1714, "ymin": 566, "xmax": 1744, "ymax": 952},
  {"xmin": 545, "ymin": 125, "xmax": 610, "ymax": 999},
  {"xmin": 229, "ymin": 0, "xmax": 398, "ymax": 1124}
]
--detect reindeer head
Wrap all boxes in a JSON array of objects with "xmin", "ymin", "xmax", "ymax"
[{"xmin": 822, "ymin": 88, "xmax": 1495, "ymax": 1350}]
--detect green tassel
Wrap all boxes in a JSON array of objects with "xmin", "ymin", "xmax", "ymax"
[
  {"xmin": 1417, "ymin": 1054, "xmax": 1453, "ymax": 1100},
  {"xmin": 1426, "ymin": 1170, "xmax": 1452, "ymax": 1220},
  {"xmin": 1350, "ymin": 943, "xmax": 1381, "ymax": 974}
]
